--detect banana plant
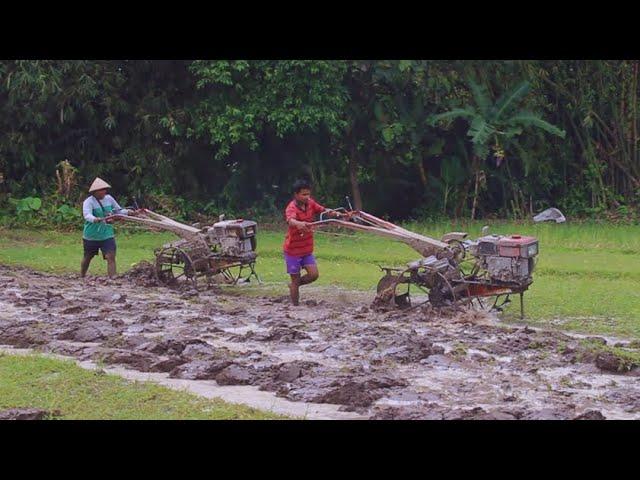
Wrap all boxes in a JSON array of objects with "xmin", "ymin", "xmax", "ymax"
[
  {"xmin": 428, "ymin": 79, "xmax": 566, "ymax": 218},
  {"xmin": 430, "ymin": 79, "xmax": 565, "ymax": 162}
]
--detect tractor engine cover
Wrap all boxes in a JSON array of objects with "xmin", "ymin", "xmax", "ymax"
[
  {"xmin": 212, "ymin": 219, "xmax": 258, "ymax": 256},
  {"xmin": 475, "ymin": 234, "xmax": 538, "ymax": 284},
  {"xmin": 476, "ymin": 235, "xmax": 501, "ymax": 256},
  {"xmin": 484, "ymin": 256, "xmax": 534, "ymax": 283}
]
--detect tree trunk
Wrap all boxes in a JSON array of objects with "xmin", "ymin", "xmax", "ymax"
[
  {"xmin": 457, "ymin": 174, "xmax": 472, "ymax": 219},
  {"xmin": 443, "ymin": 185, "xmax": 449, "ymax": 214},
  {"xmin": 417, "ymin": 159, "xmax": 428, "ymax": 187},
  {"xmin": 633, "ymin": 60, "xmax": 638, "ymax": 168},
  {"xmin": 470, "ymin": 170, "xmax": 480, "ymax": 221},
  {"xmin": 469, "ymin": 155, "xmax": 481, "ymax": 221},
  {"xmin": 348, "ymin": 148, "xmax": 363, "ymax": 211}
]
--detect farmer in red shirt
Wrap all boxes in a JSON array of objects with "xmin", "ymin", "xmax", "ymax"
[{"xmin": 284, "ymin": 179, "xmax": 344, "ymax": 306}]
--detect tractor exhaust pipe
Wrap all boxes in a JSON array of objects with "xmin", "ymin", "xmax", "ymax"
[{"xmin": 345, "ymin": 195, "xmax": 353, "ymax": 211}]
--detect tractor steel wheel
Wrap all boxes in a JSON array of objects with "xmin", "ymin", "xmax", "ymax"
[
  {"xmin": 427, "ymin": 272, "xmax": 457, "ymax": 307},
  {"xmin": 376, "ymin": 272, "xmax": 411, "ymax": 308},
  {"xmin": 155, "ymin": 246, "xmax": 197, "ymax": 288}
]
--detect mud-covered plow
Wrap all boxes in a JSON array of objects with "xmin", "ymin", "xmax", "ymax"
[
  {"xmin": 312, "ymin": 210, "xmax": 538, "ymax": 316},
  {"xmin": 113, "ymin": 209, "xmax": 259, "ymax": 288}
]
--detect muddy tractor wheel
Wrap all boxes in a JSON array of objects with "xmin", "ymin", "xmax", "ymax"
[
  {"xmin": 376, "ymin": 273, "xmax": 411, "ymax": 308},
  {"xmin": 446, "ymin": 238, "xmax": 467, "ymax": 264},
  {"xmin": 427, "ymin": 272, "xmax": 458, "ymax": 307},
  {"xmin": 155, "ymin": 246, "xmax": 198, "ymax": 288}
]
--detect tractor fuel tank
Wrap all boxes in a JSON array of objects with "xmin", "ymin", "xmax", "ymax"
[
  {"xmin": 497, "ymin": 235, "xmax": 538, "ymax": 258},
  {"xmin": 476, "ymin": 234, "xmax": 538, "ymax": 258}
]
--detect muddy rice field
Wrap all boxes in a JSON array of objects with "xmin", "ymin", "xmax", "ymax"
[{"xmin": 1, "ymin": 263, "xmax": 639, "ymax": 420}]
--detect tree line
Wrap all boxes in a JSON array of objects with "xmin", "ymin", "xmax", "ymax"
[{"xmin": 1, "ymin": 60, "xmax": 638, "ymax": 223}]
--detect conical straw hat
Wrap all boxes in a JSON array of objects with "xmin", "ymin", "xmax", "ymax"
[{"xmin": 89, "ymin": 177, "xmax": 111, "ymax": 193}]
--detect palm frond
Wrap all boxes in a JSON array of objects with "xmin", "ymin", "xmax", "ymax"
[
  {"xmin": 468, "ymin": 116, "xmax": 496, "ymax": 146},
  {"xmin": 427, "ymin": 108, "xmax": 476, "ymax": 126},
  {"xmin": 508, "ymin": 111, "xmax": 566, "ymax": 138},
  {"xmin": 472, "ymin": 142, "xmax": 490, "ymax": 159},
  {"xmin": 512, "ymin": 140, "xmax": 533, "ymax": 177},
  {"xmin": 502, "ymin": 126, "xmax": 523, "ymax": 138},
  {"xmin": 492, "ymin": 81, "xmax": 531, "ymax": 120},
  {"xmin": 469, "ymin": 80, "xmax": 491, "ymax": 117}
]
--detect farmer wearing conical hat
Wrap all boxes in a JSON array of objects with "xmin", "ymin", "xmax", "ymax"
[{"xmin": 81, "ymin": 177, "xmax": 135, "ymax": 278}]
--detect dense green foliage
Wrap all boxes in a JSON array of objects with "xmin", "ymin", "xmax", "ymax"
[{"xmin": 1, "ymin": 60, "xmax": 639, "ymax": 224}]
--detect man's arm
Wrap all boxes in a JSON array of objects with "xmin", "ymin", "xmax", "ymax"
[
  {"xmin": 108, "ymin": 195, "xmax": 129, "ymax": 215},
  {"xmin": 288, "ymin": 218, "xmax": 312, "ymax": 231},
  {"xmin": 318, "ymin": 205, "xmax": 345, "ymax": 219},
  {"xmin": 322, "ymin": 208, "xmax": 344, "ymax": 218},
  {"xmin": 311, "ymin": 199, "xmax": 344, "ymax": 219},
  {"xmin": 83, "ymin": 198, "xmax": 101, "ymax": 223},
  {"xmin": 286, "ymin": 203, "xmax": 311, "ymax": 232}
]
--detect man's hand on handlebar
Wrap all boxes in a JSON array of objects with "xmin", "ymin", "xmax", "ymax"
[
  {"xmin": 300, "ymin": 222, "xmax": 313, "ymax": 233},
  {"xmin": 325, "ymin": 209, "xmax": 345, "ymax": 219},
  {"xmin": 333, "ymin": 210, "xmax": 355, "ymax": 220},
  {"xmin": 289, "ymin": 219, "xmax": 313, "ymax": 233}
]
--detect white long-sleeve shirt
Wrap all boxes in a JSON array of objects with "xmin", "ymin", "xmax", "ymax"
[
  {"xmin": 82, "ymin": 194, "xmax": 128, "ymax": 223},
  {"xmin": 82, "ymin": 194, "xmax": 129, "ymax": 240}
]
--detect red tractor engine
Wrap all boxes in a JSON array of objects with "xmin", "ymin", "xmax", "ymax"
[{"xmin": 471, "ymin": 234, "xmax": 539, "ymax": 284}]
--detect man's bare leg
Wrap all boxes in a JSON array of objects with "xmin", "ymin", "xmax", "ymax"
[
  {"xmin": 288, "ymin": 265, "xmax": 319, "ymax": 306},
  {"xmin": 299, "ymin": 264, "xmax": 319, "ymax": 285},
  {"xmin": 105, "ymin": 252, "xmax": 117, "ymax": 278},
  {"xmin": 81, "ymin": 254, "xmax": 94, "ymax": 278},
  {"xmin": 289, "ymin": 274, "xmax": 301, "ymax": 306}
]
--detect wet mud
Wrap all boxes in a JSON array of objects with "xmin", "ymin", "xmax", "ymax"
[
  {"xmin": 0, "ymin": 408, "xmax": 59, "ymax": 420},
  {"xmin": 1, "ymin": 264, "xmax": 639, "ymax": 419}
]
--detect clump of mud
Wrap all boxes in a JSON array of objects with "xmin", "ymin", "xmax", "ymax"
[
  {"xmin": 371, "ymin": 291, "xmax": 396, "ymax": 311},
  {"xmin": 120, "ymin": 261, "xmax": 158, "ymax": 287},
  {"xmin": 574, "ymin": 410, "xmax": 606, "ymax": 420},
  {"xmin": 313, "ymin": 377, "xmax": 404, "ymax": 409},
  {"xmin": 170, "ymin": 360, "xmax": 233, "ymax": 380},
  {"xmin": 382, "ymin": 336, "xmax": 445, "ymax": 363},
  {"xmin": 419, "ymin": 304, "xmax": 491, "ymax": 324},
  {"xmin": 371, "ymin": 405, "xmax": 520, "ymax": 420},
  {"xmin": 215, "ymin": 364, "xmax": 257, "ymax": 385},
  {"xmin": 0, "ymin": 324, "xmax": 49, "ymax": 348},
  {"xmin": 0, "ymin": 408, "xmax": 60, "ymax": 420},
  {"xmin": 95, "ymin": 349, "xmax": 160, "ymax": 371},
  {"xmin": 234, "ymin": 326, "xmax": 312, "ymax": 343},
  {"xmin": 595, "ymin": 352, "xmax": 638, "ymax": 373}
]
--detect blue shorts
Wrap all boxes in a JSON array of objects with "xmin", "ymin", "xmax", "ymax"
[
  {"xmin": 83, "ymin": 238, "xmax": 116, "ymax": 258},
  {"xmin": 284, "ymin": 252, "xmax": 316, "ymax": 275}
]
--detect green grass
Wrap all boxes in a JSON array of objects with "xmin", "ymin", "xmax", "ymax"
[
  {"xmin": 0, "ymin": 228, "xmax": 176, "ymax": 275},
  {"xmin": 1, "ymin": 222, "xmax": 640, "ymax": 338},
  {"xmin": 0, "ymin": 353, "xmax": 286, "ymax": 419}
]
